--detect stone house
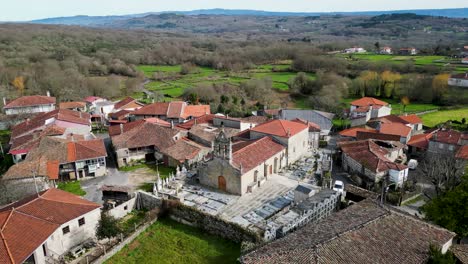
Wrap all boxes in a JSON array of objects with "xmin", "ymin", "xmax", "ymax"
[
  {"xmin": 111, "ymin": 120, "xmax": 181, "ymax": 167},
  {"xmin": 59, "ymin": 101, "xmax": 87, "ymax": 112},
  {"xmin": 290, "ymin": 118, "xmax": 321, "ymax": 149},
  {"xmin": 339, "ymin": 139, "xmax": 408, "ymax": 186},
  {"xmin": 6, "ymin": 136, "xmax": 108, "ymax": 181},
  {"xmin": 250, "ymin": 119, "xmax": 309, "ymax": 165},
  {"xmin": 349, "ymin": 97, "xmax": 392, "ymax": 127},
  {"xmin": 113, "ymin": 96, "xmax": 144, "ymax": 112},
  {"xmin": 3, "ymin": 92, "xmax": 56, "ymax": 115},
  {"xmin": 131, "ymin": 101, "xmax": 210, "ymax": 124},
  {"xmin": 198, "ymin": 131, "xmax": 286, "ymax": 195},
  {"xmin": 428, "ymin": 129, "xmax": 468, "ymax": 156},
  {"xmin": 0, "ymin": 188, "xmax": 101, "ymax": 264},
  {"xmin": 160, "ymin": 137, "xmax": 211, "ymax": 167}
]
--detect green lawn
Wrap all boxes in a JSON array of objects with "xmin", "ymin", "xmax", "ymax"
[
  {"xmin": 57, "ymin": 181, "xmax": 86, "ymax": 196},
  {"xmin": 420, "ymin": 108, "xmax": 468, "ymax": 127},
  {"xmin": 106, "ymin": 218, "xmax": 240, "ymax": 264},
  {"xmin": 119, "ymin": 163, "xmax": 175, "ymax": 178}
]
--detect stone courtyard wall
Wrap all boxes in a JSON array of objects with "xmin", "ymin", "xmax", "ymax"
[{"xmin": 168, "ymin": 201, "xmax": 261, "ymax": 243}]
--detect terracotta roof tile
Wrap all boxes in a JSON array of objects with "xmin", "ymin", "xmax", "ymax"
[
  {"xmin": 356, "ymin": 131, "xmax": 401, "ymax": 141},
  {"xmin": 399, "ymin": 114, "xmax": 422, "ymax": 124},
  {"xmin": 114, "ymin": 97, "xmax": 139, "ymax": 110},
  {"xmin": 111, "ymin": 122, "xmax": 179, "ymax": 150},
  {"xmin": 167, "ymin": 101, "xmax": 185, "ymax": 119},
  {"xmin": 232, "ymin": 136, "xmax": 285, "ymax": 173},
  {"xmin": 0, "ymin": 189, "xmax": 100, "ymax": 263},
  {"xmin": 83, "ymin": 96, "xmax": 104, "ymax": 103},
  {"xmin": 380, "ymin": 123, "xmax": 411, "ymax": 138},
  {"xmin": 350, "ymin": 97, "xmax": 389, "ymax": 107},
  {"xmin": 431, "ymin": 129, "xmax": 464, "ymax": 145},
  {"xmin": 241, "ymin": 199, "xmax": 455, "ymax": 264},
  {"xmin": 181, "ymin": 105, "xmax": 211, "ymax": 119},
  {"xmin": 339, "ymin": 127, "xmax": 378, "ymax": 138},
  {"xmin": 251, "ymin": 119, "xmax": 308, "ymax": 138},
  {"xmin": 59, "ymin": 101, "xmax": 86, "ymax": 109},
  {"xmin": 4, "ymin": 95, "xmax": 56, "ymax": 109},
  {"xmin": 291, "ymin": 118, "xmax": 321, "ymax": 132},
  {"xmin": 109, "ymin": 109, "xmax": 131, "ymax": 120},
  {"xmin": 161, "ymin": 138, "xmax": 209, "ymax": 162},
  {"xmin": 176, "ymin": 114, "xmax": 215, "ymax": 130},
  {"xmin": 452, "ymin": 244, "xmax": 468, "ymax": 263},
  {"xmin": 456, "ymin": 145, "xmax": 468, "ymax": 160},
  {"xmin": 131, "ymin": 102, "xmax": 169, "ymax": 116},
  {"xmin": 407, "ymin": 133, "xmax": 433, "ymax": 149}
]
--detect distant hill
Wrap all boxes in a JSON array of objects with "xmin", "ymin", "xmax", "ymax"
[{"xmin": 29, "ymin": 8, "xmax": 468, "ymax": 26}]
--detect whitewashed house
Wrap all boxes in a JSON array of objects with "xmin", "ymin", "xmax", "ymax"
[
  {"xmin": 0, "ymin": 188, "xmax": 101, "ymax": 264},
  {"xmin": 3, "ymin": 92, "xmax": 56, "ymax": 115},
  {"xmin": 448, "ymin": 72, "xmax": 468, "ymax": 88}
]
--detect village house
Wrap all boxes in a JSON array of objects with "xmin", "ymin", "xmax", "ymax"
[
  {"xmin": 113, "ymin": 96, "xmax": 144, "ymax": 112},
  {"xmin": 241, "ymin": 199, "xmax": 456, "ymax": 264},
  {"xmin": 0, "ymin": 189, "xmax": 101, "ymax": 264},
  {"xmin": 83, "ymin": 96, "xmax": 106, "ymax": 109},
  {"xmin": 379, "ymin": 46, "xmax": 393, "ymax": 54},
  {"xmin": 111, "ymin": 120, "xmax": 182, "ymax": 167},
  {"xmin": 407, "ymin": 131, "xmax": 435, "ymax": 155},
  {"xmin": 160, "ymin": 137, "xmax": 211, "ymax": 167},
  {"xmin": 290, "ymin": 118, "xmax": 321, "ymax": 149},
  {"xmin": 6, "ymin": 136, "xmax": 107, "ymax": 181},
  {"xmin": 448, "ymin": 72, "xmax": 468, "ymax": 87},
  {"xmin": 339, "ymin": 139, "xmax": 408, "ymax": 186},
  {"xmin": 278, "ymin": 109, "xmax": 334, "ymax": 137},
  {"xmin": 344, "ymin": 47, "xmax": 366, "ymax": 53},
  {"xmin": 462, "ymin": 57, "xmax": 468, "ymax": 64},
  {"xmin": 3, "ymin": 92, "xmax": 56, "ymax": 115},
  {"xmin": 456, "ymin": 145, "xmax": 468, "ymax": 161},
  {"xmin": 59, "ymin": 101, "xmax": 87, "ymax": 112},
  {"xmin": 131, "ymin": 101, "xmax": 210, "ymax": 124},
  {"xmin": 249, "ymin": 119, "xmax": 309, "ymax": 165},
  {"xmin": 428, "ymin": 129, "xmax": 468, "ymax": 156},
  {"xmin": 349, "ymin": 97, "xmax": 392, "ymax": 127},
  {"xmin": 198, "ymin": 131, "xmax": 287, "ymax": 195},
  {"xmin": 399, "ymin": 47, "xmax": 417, "ymax": 55}
]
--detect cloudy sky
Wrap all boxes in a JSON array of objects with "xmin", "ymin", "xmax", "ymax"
[{"xmin": 1, "ymin": 0, "xmax": 467, "ymax": 21}]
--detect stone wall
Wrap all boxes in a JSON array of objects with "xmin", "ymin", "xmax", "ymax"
[
  {"xmin": 168, "ymin": 202, "xmax": 260, "ymax": 243},
  {"xmin": 108, "ymin": 197, "xmax": 137, "ymax": 219},
  {"xmin": 198, "ymin": 158, "xmax": 242, "ymax": 195},
  {"xmin": 135, "ymin": 191, "xmax": 163, "ymax": 211},
  {"xmin": 0, "ymin": 177, "xmax": 50, "ymax": 205}
]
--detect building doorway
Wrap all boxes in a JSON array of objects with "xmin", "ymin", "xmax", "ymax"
[
  {"xmin": 218, "ymin": 176, "xmax": 227, "ymax": 192},
  {"xmin": 274, "ymin": 158, "xmax": 278, "ymax": 173}
]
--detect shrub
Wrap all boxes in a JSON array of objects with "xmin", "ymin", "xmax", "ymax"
[{"xmin": 96, "ymin": 213, "xmax": 121, "ymax": 240}]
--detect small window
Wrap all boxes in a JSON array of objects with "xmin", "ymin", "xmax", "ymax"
[
  {"xmin": 62, "ymin": 226, "xmax": 70, "ymax": 235},
  {"xmin": 78, "ymin": 217, "xmax": 85, "ymax": 226},
  {"xmin": 124, "ymin": 205, "xmax": 128, "ymax": 210}
]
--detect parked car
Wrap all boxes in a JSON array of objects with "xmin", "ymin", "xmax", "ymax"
[{"xmin": 333, "ymin": 180, "xmax": 344, "ymax": 194}]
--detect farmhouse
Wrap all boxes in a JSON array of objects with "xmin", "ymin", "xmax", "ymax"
[
  {"xmin": 339, "ymin": 139, "xmax": 408, "ymax": 186},
  {"xmin": 278, "ymin": 109, "xmax": 334, "ymax": 136},
  {"xmin": 399, "ymin": 47, "xmax": 417, "ymax": 55},
  {"xmin": 59, "ymin": 101, "xmax": 87, "ymax": 112},
  {"xmin": 0, "ymin": 189, "xmax": 101, "ymax": 264},
  {"xmin": 448, "ymin": 72, "xmax": 468, "ymax": 87},
  {"xmin": 111, "ymin": 120, "xmax": 181, "ymax": 167},
  {"xmin": 160, "ymin": 137, "xmax": 210, "ymax": 167},
  {"xmin": 3, "ymin": 92, "xmax": 56, "ymax": 115},
  {"xmin": 379, "ymin": 46, "xmax": 392, "ymax": 54},
  {"xmin": 349, "ymin": 97, "xmax": 391, "ymax": 127},
  {"xmin": 427, "ymin": 129, "xmax": 468, "ymax": 156},
  {"xmin": 241, "ymin": 199, "xmax": 455, "ymax": 264}
]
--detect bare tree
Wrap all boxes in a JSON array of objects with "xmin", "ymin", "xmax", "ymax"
[{"xmin": 420, "ymin": 153, "xmax": 465, "ymax": 197}]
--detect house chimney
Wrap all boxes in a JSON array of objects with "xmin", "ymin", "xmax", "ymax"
[
  {"xmin": 171, "ymin": 121, "xmax": 174, "ymax": 129},
  {"xmin": 46, "ymin": 91, "xmax": 50, "ymax": 97},
  {"xmin": 2, "ymin": 97, "xmax": 6, "ymax": 106},
  {"xmin": 79, "ymin": 111, "xmax": 82, "ymax": 119},
  {"xmin": 120, "ymin": 123, "xmax": 124, "ymax": 134}
]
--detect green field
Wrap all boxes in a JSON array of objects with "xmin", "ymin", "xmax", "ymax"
[
  {"xmin": 136, "ymin": 64, "xmax": 312, "ymax": 101},
  {"xmin": 338, "ymin": 54, "xmax": 468, "ymax": 72},
  {"xmin": 420, "ymin": 108, "xmax": 468, "ymax": 127},
  {"xmin": 106, "ymin": 218, "xmax": 240, "ymax": 264}
]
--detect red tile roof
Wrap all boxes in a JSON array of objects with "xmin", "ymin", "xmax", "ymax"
[
  {"xmin": 399, "ymin": 114, "xmax": 422, "ymax": 124},
  {"xmin": 111, "ymin": 121, "xmax": 179, "ymax": 150},
  {"xmin": 380, "ymin": 123, "xmax": 411, "ymax": 138},
  {"xmin": 339, "ymin": 127, "xmax": 378, "ymax": 138},
  {"xmin": 356, "ymin": 131, "xmax": 401, "ymax": 142},
  {"xmin": 291, "ymin": 118, "xmax": 321, "ymax": 132},
  {"xmin": 176, "ymin": 114, "xmax": 215, "ymax": 130},
  {"xmin": 372, "ymin": 115, "xmax": 409, "ymax": 125},
  {"xmin": 59, "ymin": 101, "xmax": 86, "ymax": 110},
  {"xmin": 83, "ymin": 96, "xmax": 104, "ymax": 103},
  {"xmin": 340, "ymin": 140, "xmax": 406, "ymax": 173},
  {"xmin": 350, "ymin": 97, "xmax": 389, "ymax": 107},
  {"xmin": 0, "ymin": 189, "xmax": 100, "ymax": 264},
  {"xmin": 108, "ymin": 119, "xmax": 171, "ymax": 137},
  {"xmin": 109, "ymin": 109, "xmax": 131, "ymax": 120},
  {"xmin": 181, "ymin": 105, "xmax": 211, "ymax": 119},
  {"xmin": 9, "ymin": 125, "xmax": 66, "ymax": 155},
  {"xmin": 11, "ymin": 109, "xmax": 90, "ymax": 139},
  {"xmin": 456, "ymin": 145, "xmax": 468, "ymax": 160},
  {"xmin": 3, "ymin": 95, "xmax": 56, "ymax": 109},
  {"xmin": 407, "ymin": 133, "xmax": 433, "ymax": 149},
  {"xmin": 161, "ymin": 138, "xmax": 208, "ymax": 162},
  {"xmin": 232, "ymin": 137, "xmax": 285, "ymax": 173},
  {"xmin": 251, "ymin": 119, "xmax": 308, "ymax": 138},
  {"xmin": 114, "ymin": 97, "xmax": 138, "ymax": 110},
  {"xmin": 167, "ymin": 101, "xmax": 185, "ymax": 119},
  {"xmin": 67, "ymin": 139, "xmax": 107, "ymax": 162},
  {"xmin": 131, "ymin": 102, "xmax": 170, "ymax": 116},
  {"xmin": 450, "ymin": 72, "xmax": 468, "ymax": 80},
  {"xmin": 431, "ymin": 129, "xmax": 465, "ymax": 145}
]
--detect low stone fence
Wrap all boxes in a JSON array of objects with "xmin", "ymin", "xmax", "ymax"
[{"xmin": 167, "ymin": 201, "xmax": 261, "ymax": 243}]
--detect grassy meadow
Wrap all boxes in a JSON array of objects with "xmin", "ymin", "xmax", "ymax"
[
  {"xmin": 105, "ymin": 217, "xmax": 240, "ymax": 264},
  {"xmin": 420, "ymin": 108, "xmax": 468, "ymax": 127}
]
